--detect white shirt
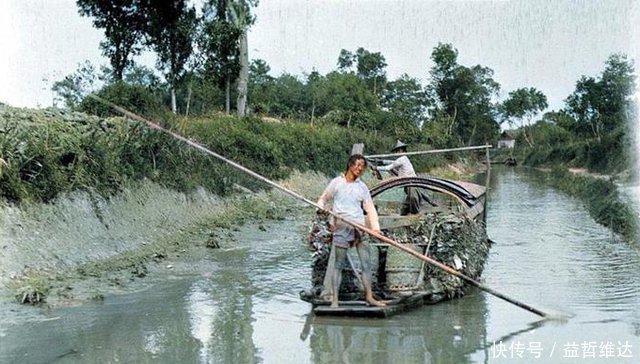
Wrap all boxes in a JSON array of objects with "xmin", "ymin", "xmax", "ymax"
[
  {"xmin": 318, "ymin": 176, "xmax": 371, "ymax": 225},
  {"xmin": 377, "ymin": 155, "xmax": 416, "ymax": 177}
]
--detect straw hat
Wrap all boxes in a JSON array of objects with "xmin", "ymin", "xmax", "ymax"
[{"xmin": 391, "ymin": 140, "xmax": 408, "ymax": 152}]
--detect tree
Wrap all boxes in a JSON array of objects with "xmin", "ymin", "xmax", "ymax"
[
  {"xmin": 200, "ymin": 0, "xmax": 242, "ymax": 114},
  {"xmin": 247, "ymin": 59, "xmax": 275, "ymax": 114},
  {"xmin": 565, "ymin": 54, "xmax": 635, "ymax": 142},
  {"xmin": 337, "ymin": 49, "xmax": 355, "ymax": 72},
  {"xmin": 269, "ymin": 74, "xmax": 307, "ymax": 118},
  {"xmin": 564, "ymin": 76, "xmax": 602, "ymax": 139},
  {"xmin": 381, "ymin": 74, "xmax": 428, "ymax": 126},
  {"xmin": 52, "ymin": 61, "xmax": 104, "ymax": 108},
  {"xmin": 52, "ymin": 60, "xmax": 165, "ymax": 110},
  {"xmin": 227, "ymin": 0, "xmax": 259, "ymax": 117},
  {"xmin": 123, "ymin": 64, "xmax": 162, "ymax": 88},
  {"xmin": 501, "ymin": 87, "xmax": 548, "ymax": 146},
  {"xmin": 336, "ymin": 48, "xmax": 387, "ymax": 97},
  {"xmin": 77, "ymin": 81, "xmax": 163, "ymax": 118},
  {"xmin": 541, "ymin": 110, "xmax": 576, "ymax": 132},
  {"xmin": 534, "ymin": 113, "xmax": 573, "ymax": 147},
  {"xmin": 305, "ymin": 70, "xmax": 323, "ymax": 123},
  {"xmin": 172, "ymin": 71, "xmax": 226, "ymax": 116},
  {"xmin": 561, "ymin": 54, "xmax": 635, "ymax": 171},
  {"xmin": 141, "ymin": 0, "xmax": 197, "ymax": 114},
  {"xmin": 76, "ymin": 0, "xmax": 146, "ymax": 81},
  {"xmin": 354, "ymin": 47, "xmax": 387, "ymax": 97},
  {"xmin": 314, "ymin": 72, "xmax": 377, "ymax": 128},
  {"xmin": 426, "ymin": 43, "xmax": 500, "ymax": 146}
]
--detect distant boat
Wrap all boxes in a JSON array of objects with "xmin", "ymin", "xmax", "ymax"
[{"xmin": 505, "ymin": 156, "xmax": 518, "ymax": 166}]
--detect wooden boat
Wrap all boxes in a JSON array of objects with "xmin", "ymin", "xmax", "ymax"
[
  {"xmin": 301, "ymin": 172, "xmax": 491, "ymax": 318},
  {"xmin": 504, "ymin": 156, "xmax": 518, "ymax": 166}
]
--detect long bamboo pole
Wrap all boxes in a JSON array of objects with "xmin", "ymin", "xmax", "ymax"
[
  {"xmin": 484, "ymin": 146, "xmax": 491, "ymax": 224},
  {"xmin": 88, "ymin": 94, "xmax": 551, "ymax": 318},
  {"xmin": 365, "ymin": 145, "xmax": 492, "ymax": 159}
]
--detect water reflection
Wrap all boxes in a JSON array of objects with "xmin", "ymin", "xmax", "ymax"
[
  {"xmin": 306, "ymin": 290, "xmax": 490, "ymax": 364},
  {"xmin": 310, "ymin": 322, "xmax": 431, "ymax": 364},
  {"xmin": 143, "ymin": 327, "xmax": 167, "ymax": 356},
  {"xmin": 187, "ymin": 280, "xmax": 218, "ymax": 363},
  {"xmin": 187, "ymin": 249, "xmax": 259, "ymax": 363}
]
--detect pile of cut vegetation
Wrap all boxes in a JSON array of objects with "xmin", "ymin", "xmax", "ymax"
[
  {"xmin": 305, "ymin": 211, "xmax": 490, "ymax": 302},
  {"xmin": 386, "ymin": 211, "xmax": 490, "ymax": 300}
]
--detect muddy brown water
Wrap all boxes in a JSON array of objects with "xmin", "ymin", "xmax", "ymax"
[{"xmin": 1, "ymin": 167, "xmax": 640, "ymax": 363}]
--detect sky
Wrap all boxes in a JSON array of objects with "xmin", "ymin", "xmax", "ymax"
[
  {"xmin": 0, "ymin": 0, "xmax": 102, "ymax": 108},
  {"xmin": 1, "ymin": 0, "xmax": 639, "ymax": 111}
]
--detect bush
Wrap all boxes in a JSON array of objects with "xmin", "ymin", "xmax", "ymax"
[
  {"xmin": 78, "ymin": 82, "xmax": 169, "ymax": 121},
  {"xmin": 179, "ymin": 115, "xmax": 395, "ymax": 180},
  {"xmin": 1, "ymin": 104, "xmax": 415, "ymax": 204},
  {"xmin": 1, "ymin": 102, "xmax": 468, "ymax": 205},
  {"xmin": 0, "ymin": 105, "xmax": 235, "ymax": 203}
]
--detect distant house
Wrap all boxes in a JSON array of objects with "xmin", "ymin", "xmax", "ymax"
[{"xmin": 497, "ymin": 131, "xmax": 516, "ymax": 149}]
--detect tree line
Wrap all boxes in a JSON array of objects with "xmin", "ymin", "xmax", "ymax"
[
  {"xmin": 520, "ymin": 54, "xmax": 635, "ymax": 172},
  {"xmin": 52, "ymin": 1, "xmax": 635, "ymax": 172},
  {"xmin": 54, "ymin": 0, "xmax": 255, "ymax": 116}
]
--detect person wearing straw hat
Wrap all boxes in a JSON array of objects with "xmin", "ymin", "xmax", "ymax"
[
  {"xmin": 373, "ymin": 140, "xmax": 420, "ymax": 214},
  {"xmin": 316, "ymin": 154, "xmax": 385, "ymax": 308},
  {"xmin": 373, "ymin": 140, "xmax": 416, "ymax": 178}
]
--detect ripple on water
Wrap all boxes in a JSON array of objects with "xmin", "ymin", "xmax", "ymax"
[{"xmin": 487, "ymin": 170, "xmax": 640, "ymax": 321}]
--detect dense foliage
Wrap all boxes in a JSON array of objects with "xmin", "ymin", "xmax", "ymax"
[
  {"xmin": 54, "ymin": 43, "xmax": 510, "ymax": 149},
  {"xmin": 64, "ymin": 1, "xmax": 636, "ymax": 176},
  {"xmin": 1, "ymin": 104, "xmax": 433, "ymax": 204},
  {"xmin": 515, "ymin": 54, "xmax": 635, "ymax": 174}
]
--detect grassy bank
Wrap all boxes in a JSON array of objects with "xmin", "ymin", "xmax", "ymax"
[
  {"xmin": 492, "ymin": 140, "xmax": 638, "ymax": 244},
  {"xmin": 530, "ymin": 167, "xmax": 638, "ymax": 243},
  {"xmin": 0, "ymin": 104, "xmax": 445, "ymax": 205},
  {"xmin": 7, "ymin": 199, "xmax": 248, "ymax": 304}
]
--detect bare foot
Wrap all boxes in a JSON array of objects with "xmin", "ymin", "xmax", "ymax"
[
  {"xmin": 366, "ymin": 298, "xmax": 386, "ymax": 307},
  {"xmin": 330, "ymin": 301, "xmax": 339, "ymax": 308}
]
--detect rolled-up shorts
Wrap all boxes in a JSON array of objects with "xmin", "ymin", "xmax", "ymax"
[
  {"xmin": 332, "ymin": 222, "xmax": 361, "ymax": 249},
  {"xmin": 333, "ymin": 219, "xmax": 367, "ymax": 269}
]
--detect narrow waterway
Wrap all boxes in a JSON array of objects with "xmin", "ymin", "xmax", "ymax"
[{"xmin": 1, "ymin": 167, "xmax": 639, "ymax": 363}]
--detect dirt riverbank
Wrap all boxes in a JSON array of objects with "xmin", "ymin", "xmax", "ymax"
[{"xmin": 0, "ymin": 171, "xmax": 329, "ymax": 307}]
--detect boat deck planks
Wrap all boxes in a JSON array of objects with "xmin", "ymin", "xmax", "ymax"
[{"xmin": 311, "ymin": 292, "xmax": 429, "ymax": 318}]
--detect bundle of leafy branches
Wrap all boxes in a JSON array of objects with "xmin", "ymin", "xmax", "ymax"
[
  {"xmin": 304, "ymin": 212, "xmax": 360, "ymax": 299},
  {"xmin": 306, "ymin": 212, "xmax": 333, "ymax": 290},
  {"xmin": 385, "ymin": 211, "xmax": 490, "ymax": 299}
]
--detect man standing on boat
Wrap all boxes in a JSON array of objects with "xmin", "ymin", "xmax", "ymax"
[
  {"xmin": 374, "ymin": 140, "xmax": 416, "ymax": 178},
  {"xmin": 317, "ymin": 154, "xmax": 385, "ymax": 308},
  {"xmin": 373, "ymin": 140, "xmax": 420, "ymax": 214}
]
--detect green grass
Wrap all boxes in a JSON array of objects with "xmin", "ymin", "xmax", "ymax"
[
  {"xmin": 0, "ymin": 105, "xmax": 405, "ymax": 204},
  {"xmin": 538, "ymin": 168, "xmax": 637, "ymax": 242}
]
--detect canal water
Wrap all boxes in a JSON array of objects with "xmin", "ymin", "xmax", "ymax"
[{"xmin": 1, "ymin": 167, "xmax": 639, "ymax": 363}]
